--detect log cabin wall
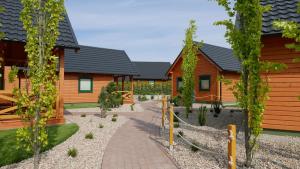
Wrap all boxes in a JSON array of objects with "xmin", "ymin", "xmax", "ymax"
[
  {"xmin": 63, "ymin": 73, "xmax": 114, "ymax": 103},
  {"xmin": 261, "ymin": 35, "xmax": 300, "ymax": 131},
  {"xmin": 221, "ymin": 72, "xmax": 240, "ymax": 103},
  {"xmin": 171, "ymin": 53, "xmax": 219, "ymax": 102}
]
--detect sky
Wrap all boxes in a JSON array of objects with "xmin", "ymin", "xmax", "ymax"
[{"xmin": 65, "ymin": 0, "xmax": 231, "ymax": 63}]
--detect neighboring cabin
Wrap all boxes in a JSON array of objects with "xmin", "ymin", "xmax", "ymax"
[
  {"xmin": 260, "ymin": 0, "xmax": 300, "ymax": 131},
  {"xmin": 64, "ymin": 45, "xmax": 139, "ymax": 104},
  {"xmin": 133, "ymin": 61, "xmax": 171, "ymax": 84},
  {"xmin": 167, "ymin": 43, "xmax": 240, "ymax": 103},
  {"xmin": 0, "ymin": 0, "xmax": 79, "ymax": 129}
]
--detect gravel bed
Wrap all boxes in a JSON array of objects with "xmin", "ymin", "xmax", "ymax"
[
  {"xmin": 66, "ymin": 103, "xmax": 144, "ymax": 114},
  {"xmin": 1, "ymin": 114, "xmax": 128, "ymax": 169},
  {"xmin": 159, "ymin": 120, "xmax": 300, "ymax": 169}
]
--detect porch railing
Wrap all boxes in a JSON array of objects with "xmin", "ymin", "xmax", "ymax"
[
  {"xmin": 0, "ymin": 90, "xmax": 19, "ymax": 120},
  {"xmin": 117, "ymin": 91, "xmax": 134, "ymax": 104}
]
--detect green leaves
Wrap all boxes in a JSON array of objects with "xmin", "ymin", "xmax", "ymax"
[{"xmin": 181, "ymin": 20, "xmax": 201, "ymax": 117}]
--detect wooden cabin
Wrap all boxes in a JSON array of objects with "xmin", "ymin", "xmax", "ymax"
[
  {"xmin": 260, "ymin": 0, "xmax": 300, "ymax": 131},
  {"xmin": 64, "ymin": 45, "xmax": 139, "ymax": 104},
  {"xmin": 0, "ymin": 0, "xmax": 79, "ymax": 129},
  {"xmin": 167, "ymin": 43, "xmax": 240, "ymax": 103}
]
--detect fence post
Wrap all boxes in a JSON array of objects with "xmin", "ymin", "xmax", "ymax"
[
  {"xmin": 169, "ymin": 104, "xmax": 174, "ymax": 150},
  {"xmin": 228, "ymin": 124, "xmax": 236, "ymax": 169},
  {"xmin": 162, "ymin": 96, "xmax": 166, "ymax": 128}
]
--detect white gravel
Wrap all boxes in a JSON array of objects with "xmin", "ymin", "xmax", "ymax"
[
  {"xmin": 157, "ymin": 104, "xmax": 300, "ymax": 169},
  {"xmin": 1, "ymin": 114, "xmax": 128, "ymax": 169},
  {"xmin": 66, "ymin": 103, "xmax": 144, "ymax": 114}
]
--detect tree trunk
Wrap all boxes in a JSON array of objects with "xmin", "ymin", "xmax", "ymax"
[{"xmin": 244, "ymin": 109, "xmax": 252, "ymax": 167}]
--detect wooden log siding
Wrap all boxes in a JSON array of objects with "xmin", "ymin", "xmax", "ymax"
[
  {"xmin": 63, "ymin": 73, "xmax": 113, "ymax": 103},
  {"xmin": 261, "ymin": 36, "xmax": 300, "ymax": 131}
]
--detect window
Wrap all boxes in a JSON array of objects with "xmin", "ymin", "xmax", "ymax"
[
  {"xmin": 199, "ymin": 75, "xmax": 210, "ymax": 91},
  {"xmin": 79, "ymin": 77, "xmax": 93, "ymax": 93},
  {"xmin": 176, "ymin": 77, "xmax": 183, "ymax": 91}
]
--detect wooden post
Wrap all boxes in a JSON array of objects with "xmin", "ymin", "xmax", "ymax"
[
  {"xmin": 169, "ymin": 104, "xmax": 174, "ymax": 150},
  {"xmin": 122, "ymin": 76, "xmax": 125, "ymax": 91},
  {"xmin": 162, "ymin": 96, "xmax": 166, "ymax": 128},
  {"xmin": 228, "ymin": 124, "xmax": 236, "ymax": 169}
]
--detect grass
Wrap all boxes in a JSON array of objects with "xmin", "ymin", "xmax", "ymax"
[
  {"xmin": 112, "ymin": 117, "xmax": 117, "ymax": 122},
  {"xmin": 64, "ymin": 103, "xmax": 98, "ymax": 109},
  {"xmin": 85, "ymin": 132, "xmax": 94, "ymax": 139},
  {"xmin": 0, "ymin": 123, "xmax": 79, "ymax": 167},
  {"xmin": 263, "ymin": 129, "xmax": 300, "ymax": 137},
  {"xmin": 67, "ymin": 147, "xmax": 78, "ymax": 158}
]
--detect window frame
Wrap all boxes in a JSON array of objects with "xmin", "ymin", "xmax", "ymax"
[
  {"xmin": 199, "ymin": 75, "xmax": 211, "ymax": 91},
  {"xmin": 176, "ymin": 77, "xmax": 183, "ymax": 91},
  {"xmin": 78, "ymin": 76, "xmax": 93, "ymax": 93}
]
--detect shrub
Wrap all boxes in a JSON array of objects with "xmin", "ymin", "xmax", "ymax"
[
  {"xmin": 68, "ymin": 148, "xmax": 78, "ymax": 157},
  {"xmin": 212, "ymin": 100, "xmax": 222, "ymax": 117},
  {"xmin": 81, "ymin": 114, "xmax": 86, "ymax": 117},
  {"xmin": 177, "ymin": 130, "xmax": 184, "ymax": 137},
  {"xmin": 85, "ymin": 132, "xmax": 94, "ymax": 139},
  {"xmin": 112, "ymin": 117, "xmax": 117, "ymax": 122},
  {"xmin": 198, "ymin": 106, "xmax": 207, "ymax": 126},
  {"xmin": 98, "ymin": 82, "xmax": 123, "ymax": 113},
  {"xmin": 138, "ymin": 95, "xmax": 148, "ymax": 102},
  {"xmin": 174, "ymin": 112, "xmax": 180, "ymax": 123},
  {"xmin": 99, "ymin": 124, "xmax": 104, "ymax": 128},
  {"xmin": 172, "ymin": 95, "xmax": 183, "ymax": 107},
  {"xmin": 190, "ymin": 140, "xmax": 200, "ymax": 152},
  {"xmin": 113, "ymin": 114, "xmax": 118, "ymax": 117},
  {"xmin": 151, "ymin": 95, "xmax": 154, "ymax": 100},
  {"xmin": 174, "ymin": 122, "xmax": 180, "ymax": 128},
  {"xmin": 130, "ymin": 104, "xmax": 135, "ymax": 111}
]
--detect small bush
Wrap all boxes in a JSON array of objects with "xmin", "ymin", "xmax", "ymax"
[
  {"xmin": 190, "ymin": 140, "xmax": 200, "ymax": 152},
  {"xmin": 174, "ymin": 122, "xmax": 180, "ymax": 128},
  {"xmin": 172, "ymin": 95, "xmax": 183, "ymax": 107},
  {"xmin": 113, "ymin": 114, "xmax": 118, "ymax": 117},
  {"xmin": 130, "ymin": 104, "xmax": 135, "ymax": 111},
  {"xmin": 151, "ymin": 95, "xmax": 154, "ymax": 100},
  {"xmin": 99, "ymin": 124, "xmax": 104, "ymax": 128},
  {"xmin": 85, "ymin": 132, "xmax": 94, "ymax": 139},
  {"xmin": 212, "ymin": 100, "xmax": 222, "ymax": 117},
  {"xmin": 112, "ymin": 117, "xmax": 117, "ymax": 122},
  {"xmin": 68, "ymin": 148, "xmax": 78, "ymax": 157},
  {"xmin": 138, "ymin": 95, "xmax": 148, "ymax": 102},
  {"xmin": 81, "ymin": 114, "xmax": 86, "ymax": 117},
  {"xmin": 174, "ymin": 112, "xmax": 180, "ymax": 123},
  {"xmin": 198, "ymin": 106, "xmax": 207, "ymax": 126},
  {"xmin": 177, "ymin": 130, "xmax": 184, "ymax": 137}
]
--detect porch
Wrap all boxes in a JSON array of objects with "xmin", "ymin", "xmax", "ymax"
[
  {"xmin": 0, "ymin": 42, "xmax": 65, "ymax": 130},
  {"xmin": 114, "ymin": 75, "xmax": 134, "ymax": 104}
]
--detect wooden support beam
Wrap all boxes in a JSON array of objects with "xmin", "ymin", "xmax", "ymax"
[
  {"xmin": 57, "ymin": 49, "xmax": 64, "ymax": 120},
  {"xmin": 122, "ymin": 76, "xmax": 125, "ymax": 91}
]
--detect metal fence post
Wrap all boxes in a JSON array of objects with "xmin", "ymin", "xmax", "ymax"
[
  {"xmin": 169, "ymin": 104, "xmax": 174, "ymax": 150},
  {"xmin": 228, "ymin": 124, "xmax": 236, "ymax": 169}
]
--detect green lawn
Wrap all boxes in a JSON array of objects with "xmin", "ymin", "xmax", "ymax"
[
  {"xmin": 64, "ymin": 103, "xmax": 99, "ymax": 109},
  {"xmin": 0, "ymin": 123, "xmax": 79, "ymax": 167}
]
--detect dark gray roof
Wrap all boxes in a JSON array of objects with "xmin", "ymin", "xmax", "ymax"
[
  {"xmin": 133, "ymin": 62, "xmax": 171, "ymax": 80},
  {"xmin": 0, "ymin": 0, "xmax": 78, "ymax": 49},
  {"xmin": 200, "ymin": 43, "xmax": 240, "ymax": 72},
  {"xmin": 65, "ymin": 45, "xmax": 139, "ymax": 76},
  {"xmin": 262, "ymin": 0, "xmax": 300, "ymax": 35}
]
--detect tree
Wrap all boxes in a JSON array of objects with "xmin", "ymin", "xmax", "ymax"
[
  {"xmin": 214, "ymin": 0, "xmax": 280, "ymax": 166},
  {"xmin": 181, "ymin": 20, "xmax": 201, "ymax": 118},
  {"xmin": 9, "ymin": 1, "xmax": 65, "ymax": 168},
  {"xmin": 273, "ymin": 2, "xmax": 300, "ymax": 62}
]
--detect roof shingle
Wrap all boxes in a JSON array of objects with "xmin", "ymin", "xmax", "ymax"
[
  {"xmin": 133, "ymin": 62, "xmax": 171, "ymax": 80},
  {"xmin": 0, "ymin": 0, "xmax": 78, "ymax": 49},
  {"xmin": 65, "ymin": 45, "xmax": 139, "ymax": 76},
  {"xmin": 262, "ymin": 0, "xmax": 300, "ymax": 35}
]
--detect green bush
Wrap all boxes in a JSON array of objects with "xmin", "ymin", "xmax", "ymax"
[
  {"xmin": 119, "ymin": 81, "xmax": 171, "ymax": 95},
  {"xmin": 190, "ymin": 140, "xmax": 200, "ymax": 152},
  {"xmin": 85, "ymin": 132, "xmax": 94, "ymax": 139},
  {"xmin": 212, "ymin": 100, "xmax": 222, "ymax": 117},
  {"xmin": 98, "ymin": 124, "xmax": 104, "ymax": 128},
  {"xmin": 177, "ymin": 130, "xmax": 184, "ymax": 137},
  {"xmin": 174, "ymin": 122, "xmax": 180, "ymax": 128},
  {"xmin": 138, "ymin": 95, "xmax": 148, "ymax": 101},
  {"xmin": 68, "ymin": 148, "xmax": 78, "ymax": 157},
  {"xmin": 172, "ymin": 95, "xmax": 183, "ymax": 107},
  {"xmin": 98, "ymin": 82, "xmax": 123, "ymax": 115},
  {"xmin": 81, "ymin": 114, "xmax": 86, "ymax": 117},
  {"xmin": 112, "ymin": 117, "xmax": 117, "ymax": 122},
  {"xmin": 198, "ymin": 106, "xmax": 207, "ymax": 126},
  {"xmin": 113, "ymin": 114, "xmax": 118, "ymax": 117}
]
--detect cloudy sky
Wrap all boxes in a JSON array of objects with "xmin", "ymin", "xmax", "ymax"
[{"xmin": 65, "ymin": 0, "xmax": 230, "ymax": 63}]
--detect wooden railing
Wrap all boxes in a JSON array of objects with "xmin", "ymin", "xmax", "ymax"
[
  {"xmin": 0, "ymin": 90, "xmax": 19, "ymax": 120},
  {"xmin": 117, "ymin": 91, "xmax": 134, "ymax": 104}
]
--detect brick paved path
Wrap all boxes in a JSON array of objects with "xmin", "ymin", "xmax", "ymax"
[{"xmin": 102, "ymin": 102, "xmax": 178, "ymax": 169}]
